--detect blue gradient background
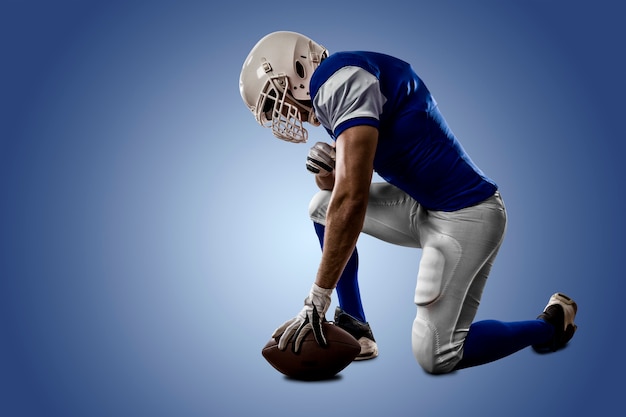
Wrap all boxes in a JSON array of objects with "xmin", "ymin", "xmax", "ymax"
[{"xmin": 1, "ymin": 1, "xmax": 623, "ymax": 416}]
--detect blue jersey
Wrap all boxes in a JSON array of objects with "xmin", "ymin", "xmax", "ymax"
[{"xmin": 309, "ymin": 51, "xmax": 497, "ymax": 211}]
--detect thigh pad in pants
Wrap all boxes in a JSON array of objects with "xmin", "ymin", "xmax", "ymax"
[{"xmin": 414, "ymin": 234, "xmax": 461, "ymax": 306}]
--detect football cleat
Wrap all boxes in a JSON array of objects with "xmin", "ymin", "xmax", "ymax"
[
  {"xmin": 533, "ymin": 293, "xmax": 578, "ymax": 353},
  {"xmin": 334, "ymin": 307, "xmax": 379, "ymax": 360}
]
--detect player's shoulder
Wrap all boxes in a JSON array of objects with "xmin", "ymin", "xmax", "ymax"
[
  {"xmin": 312, "ymin": 51, "xmax": 383, "ymax": 96},
  {"xmin": 318, "ymin": 51, "xmax": 380, "ymax": 75},
  {"xmin": 315, "ymin": 51, "xmax": 410, "ymax": 80}
]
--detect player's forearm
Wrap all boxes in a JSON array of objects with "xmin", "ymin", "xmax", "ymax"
[{"xmin": 314, "ymin": 196, "xmax": 367, "ymax": 289}]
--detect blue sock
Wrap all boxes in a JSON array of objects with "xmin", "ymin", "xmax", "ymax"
[
  {"xmin": 455, "ymin": 319, "xmax": 554, "ymax": 370},
  {"xmin": 313, "ymin": 222, "xmax": 367, "ymax": 323}
]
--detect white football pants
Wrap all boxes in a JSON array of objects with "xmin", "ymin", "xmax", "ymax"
[{"xmin": 308, "ymin": 182, "xmax": 507, "ymax": 374}]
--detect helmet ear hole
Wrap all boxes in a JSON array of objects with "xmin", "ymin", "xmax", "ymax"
[{"xmin": 295, "ymin": 61, "xmax": 306, "ymax": 79}]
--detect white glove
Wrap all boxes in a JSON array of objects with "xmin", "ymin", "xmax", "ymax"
[
  {"xmin": 306, "ymin": 142, "xmax": 336, "ymax": 176},
  {"xmin": 272, "ymin": 283, "xmax": 333, "ymax": 352}
]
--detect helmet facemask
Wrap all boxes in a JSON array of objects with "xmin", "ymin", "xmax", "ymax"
[{"xmin": 256, "ymin": 73, "xmax": 316, "ymax": 143}]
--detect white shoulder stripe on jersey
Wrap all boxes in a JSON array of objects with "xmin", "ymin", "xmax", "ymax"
[{"xmin": 313, "ymin": 66, "xmax": 386, "ymax": 135}]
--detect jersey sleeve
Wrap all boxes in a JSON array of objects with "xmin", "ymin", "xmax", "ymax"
[{"xmin": 312, "ymin": 66, "xmax": 386, "ymax": 139}]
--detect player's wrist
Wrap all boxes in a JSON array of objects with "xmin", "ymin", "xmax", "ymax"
[
  {"xmin": 315, "ymin": 171, "xmax": 335, "ymax": 191},
  {"xmin": 308, "ymin": 283, "xmax": 333, "ymax": 316}
]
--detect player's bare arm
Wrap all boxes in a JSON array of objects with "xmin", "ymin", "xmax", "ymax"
[{"xmin": 315, "ymin": 125, "xmax": 378, "ymax": 290}]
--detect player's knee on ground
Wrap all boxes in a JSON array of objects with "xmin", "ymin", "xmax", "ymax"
[
  {"xmin": 309, "ymin": 190, "xmax": 331, "ymax": 224},
  {"xmin": 412, "ymin": 316, "xmax": 463, "ymax": 374}
]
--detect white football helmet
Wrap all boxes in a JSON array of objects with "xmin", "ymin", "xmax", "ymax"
[{"xmin": 239, "ymin": 31, "xmax": 328, "ymax": 143}]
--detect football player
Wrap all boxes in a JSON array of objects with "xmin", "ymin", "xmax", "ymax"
[{"xmin": 239, "ymin": 31, "xmax": 577, "ymax": 373}]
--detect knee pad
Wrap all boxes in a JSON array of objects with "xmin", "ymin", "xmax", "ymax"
[
  {"xmin": 308, "ymin": 190, "xmax": 331, "ymax": 223},
  {"xmin": 412, "ymin": 315, "xmax": 462, "ymax": 374},
  {"xmin": 412, "ymin": 315, "xmax": 439, "ymax": 373}
]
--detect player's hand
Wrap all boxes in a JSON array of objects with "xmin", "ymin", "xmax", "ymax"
[
  {"xmin": 306, "ymin": 142, "xmax": 336, "ymax": 176},
  {"xmin": 272, "ymin": 283, "xmax": 333, "ymax": 353}
]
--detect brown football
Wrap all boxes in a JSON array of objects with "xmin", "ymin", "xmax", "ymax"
[{"xmin": 262, "ymin": 322, "xmax": 360, "ymax": 380}]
